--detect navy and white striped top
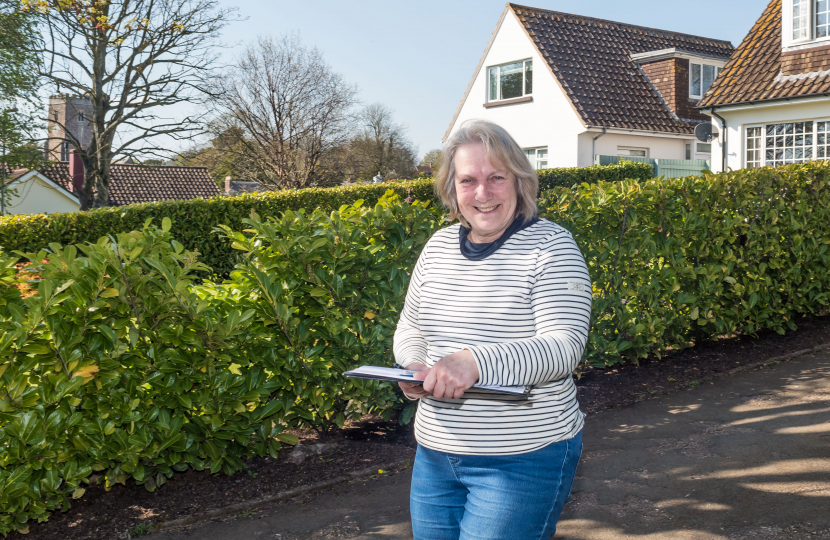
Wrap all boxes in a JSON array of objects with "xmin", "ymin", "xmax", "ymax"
[{"xmin": 393, "ymin": 219, "xmax": 592, "ymax": 455}]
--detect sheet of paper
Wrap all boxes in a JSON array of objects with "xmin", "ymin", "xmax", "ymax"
[{"xmin": 343, "ymin": 366, "xmax": 530, "ymax": 397}]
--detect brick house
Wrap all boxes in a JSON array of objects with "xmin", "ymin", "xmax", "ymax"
[
  {"xmin": 444, "ymin": 4, "xmax": 735, "ymax": 168},
  {"xmin": 3, "ymin": 152, "xmax": 219, "ymax": 215},
  {"xmin": 698, "ymin": 0, "xmax": 830, "ymax": 172}
]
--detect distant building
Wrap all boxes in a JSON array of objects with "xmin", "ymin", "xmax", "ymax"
[
  {"xmin": 444, "ymin": 4, "xmax": 735, "ymax": 167},
  {"xmin": 223, "ymin": 176, "xmax": 274, "ymax": 196},
  {"xmin": 3, "ymin": 153, "xmax": 220, "ymax": 215},
  {"xmin": 698, "ymin": 0, "xmax": 830, "ymax": 172},
  {"xmin": 45, "ymin": 94, "xmax": 93, "ymax": 161}
]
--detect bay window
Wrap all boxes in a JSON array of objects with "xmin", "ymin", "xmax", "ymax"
[
  {"xmin": 745, "ymin": 121, "xmax": 830, "ymax": 167},
  {"xmin": 488, "ymin": 59, "xmax": 532, "ymax": 101}
]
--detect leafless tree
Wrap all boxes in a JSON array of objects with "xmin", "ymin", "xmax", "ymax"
[
  {"xmin": 346, "ymin": 103, "xmax": 417, "ymax": 181},
  {"xmin": 207, "ymin": 34, "xmax": 359, "ymax": 189},
  {"xmin": 24, "ymin": 0, "xmax": 237, "ymax": 209}
]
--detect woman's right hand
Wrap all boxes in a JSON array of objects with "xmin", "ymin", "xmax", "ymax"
[{"xmin": 398, "ymin": 362, "xmax": 431, "ymax": 399}]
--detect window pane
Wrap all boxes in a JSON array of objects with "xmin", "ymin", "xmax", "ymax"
[
  {"xmin": 524, "ymin": 60, "xmax": 533, "ymax": 95},
  {"xmin": 691, "ymin": 64, "xmax": 701, "ymax": 96},
  {"xmin": 524, "ymin": 149, "xmax": 536, "ymax": 168},
  {"xmin": 697, "ymin": 143, "xmax": 712, "ymax": 153},
  {"xmin": 794, "ymin": 0, "xmax": 809, "ymax": 39},
  {"xmin": 489, "ymin": 67, "xmax": 498, "ymax": 100},
  {"xmin": 499, "ymin": 62, "xmax": 524, "ymax": 99},
  {"xmin": 702, "ymin": 65, "xmax": 715, "ymax": 94},
  {"xmin": 537, "ymin": 148, "xmax": 548, "ymax": 159},
  {"xmin": 818, "ymin": 0, "xmax": 830, "ymax": 38},
  {"xmin": 537, "ymin": 161, "xmax": 548, "ymax": 169},
  {"xmin": 686, "ymin": 143, "xmax": 691, "ymax": 160}
]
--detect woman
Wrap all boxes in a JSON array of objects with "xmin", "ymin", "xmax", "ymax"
[{"xmin": 393, "ymin": 120, "xmax": 592, "ymax": 540}]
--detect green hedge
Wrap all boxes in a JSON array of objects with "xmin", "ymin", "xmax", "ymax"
[
  {"xmin": 0, "ymin": 162, "xmax": 653, "ymax": 276},
  {"xmin": 3, "ymin": 161, "xmax": 830, "ymax": 533},
  {"xmin": 537, "ymin": 160, "xmax": 654, "ymax": 191},
  {"xmin": 542, "ymin": 161, "xmax": 830, "ymax": 366},
  {"xmin": 0, "ymin": 193, "xmax": 442, "ymax": 536}
]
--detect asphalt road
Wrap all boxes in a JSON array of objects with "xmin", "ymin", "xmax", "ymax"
[{"xmin": 147, "ymin": 350, "xmax": 830, "ymax": 540}]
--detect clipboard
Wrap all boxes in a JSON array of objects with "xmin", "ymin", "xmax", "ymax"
[{"xmin": 343, "ymin": 366, "xmax": 531, "ymax": 397}]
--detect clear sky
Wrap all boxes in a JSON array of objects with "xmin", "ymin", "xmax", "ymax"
[{"xmin": 214, "ymin": 0, "xmax": 765, "ymax": 160}]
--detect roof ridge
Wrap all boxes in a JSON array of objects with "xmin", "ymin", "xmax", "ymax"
[{"xmin": 507, "ymin": 3, "xmax": 732, "ymax": 46}]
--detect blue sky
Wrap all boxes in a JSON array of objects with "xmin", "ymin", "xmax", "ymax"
[{"xmin": 216, "ymin": 0, "xmax": 765, "ymax": 160}]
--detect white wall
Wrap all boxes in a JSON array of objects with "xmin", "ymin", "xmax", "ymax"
[
  {"xmin": 703, "ymin": 97, "xmax": 830, "ymax": 172},
  {"xmin": 577, "ymin": 131, "xmax": 693, "ymax": 166},
  {"xmin": 445, "ymin": 9, "xmax": 584, "ymax": 168},
  {"xmin": 6, "ymin": 174, "xmax": 80, "ymax": 215}
]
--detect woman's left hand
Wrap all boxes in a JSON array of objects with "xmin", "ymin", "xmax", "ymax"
[{"xmin": 414, "ymin": 349, "xmax": 480, "ymax": 399}]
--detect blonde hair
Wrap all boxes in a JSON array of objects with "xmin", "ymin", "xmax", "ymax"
[{"xmin": 435, "ymin": 120, "xmax": 538, "ymax": 225}]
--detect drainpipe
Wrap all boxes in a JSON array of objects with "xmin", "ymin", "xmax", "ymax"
[
  {"xmin": 710, "ymin": 108, "xmax": 727, "ymax": 173},
  {"xmin": 592, "ymin": 127, "xmax": 607, "ymax": 165}
]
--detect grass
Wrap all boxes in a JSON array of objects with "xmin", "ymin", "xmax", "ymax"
[{"xmin": 127, "ymin": 522, "xmax": 152, "ymax": 537}]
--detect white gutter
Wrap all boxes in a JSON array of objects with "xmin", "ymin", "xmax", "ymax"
[
  {"xmin": 584, "ymin": 126, "xmax": 696, "ymax": 139},
  {"xmin": 700, "ymin": 94, "xmax": 830, "ymax": 113}
]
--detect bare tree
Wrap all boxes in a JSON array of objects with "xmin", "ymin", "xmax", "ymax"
[
  {"xmin": 23, "ymin": 0, "xmax": 237, "ymax": 209},
  {"xmin": 346, "ymin": 103, "xmax": 417, "ymax": 181},
  {"xmin": 207, "ymin": 34, "xmax": 359, "ymax": 189}
]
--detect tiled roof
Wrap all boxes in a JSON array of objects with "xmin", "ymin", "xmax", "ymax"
[
  {"xmin": 35, "ymin": 163, "xmax": 220, "ymax": 206},
  {"xmin": 508, "ymin": 4, "xmax": 734, "ymax": 133},
  {"xmin": 698, "ymin": 0, "xmax": 830, "ymax": 108}
]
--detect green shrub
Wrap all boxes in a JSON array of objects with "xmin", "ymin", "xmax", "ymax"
[
  {"xmin": 537, "ymin": 160, "xmax": 654, "ymax": 192},
  {"xmin": 0, "ymin": 179, "xmax": 437, "ymax": 277},
  {"xmin": 0, "ymin": 163, "xmax": 653, "ymax": 276},
  {"xmin": 0, "ymin": 193, "xmax": 442, "ymax": 536},
  {"xmin": 541, "ymin": 161, "xmax": 830, "ymax": 367}
]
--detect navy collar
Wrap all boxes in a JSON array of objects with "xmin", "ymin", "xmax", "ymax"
[{"xmin": 458, "ymin": 216, "xmax": 539, "ymax": 261}]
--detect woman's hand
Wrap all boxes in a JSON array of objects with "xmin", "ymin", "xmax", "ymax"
[
  {"xmin": 398, "ymin": 362, "xmax": 431, "ymax": 399},
  {"xmin": 415, "ymin": 350, "xmax": 480, "ymax": 399}
]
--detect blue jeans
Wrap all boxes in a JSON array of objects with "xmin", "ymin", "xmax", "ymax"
[{"xmin": 410, "ymin": 431, "xmax": 583, "ymax": 540}]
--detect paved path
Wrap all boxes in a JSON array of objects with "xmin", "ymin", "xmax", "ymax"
[{"xmin": 148, "ymin": 351, "xmax": 830, "ymax": 540}]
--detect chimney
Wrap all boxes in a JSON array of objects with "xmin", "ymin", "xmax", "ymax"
[
  {"xmin": 225, "ymin": 176, "xmax": 232, "ymax": 195},
  {"xmin": 68, "ymin": 149, "xmax": 84, "ymax": 193}
]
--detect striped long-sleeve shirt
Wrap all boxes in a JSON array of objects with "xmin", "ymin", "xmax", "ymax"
[{"xmin": 392, "ymin": 219, "xmax": 592, "ymax": 455}]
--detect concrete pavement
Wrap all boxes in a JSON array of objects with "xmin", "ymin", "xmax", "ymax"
[{"xmin": 147, "ymin": 350, "xmax": 830, "ymax": 540}]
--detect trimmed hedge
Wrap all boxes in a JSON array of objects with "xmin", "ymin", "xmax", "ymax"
[
  {"xmin": 537, "ymin": 160, "xmax": 653, "ymax": 191},
  {"xmin": 0, "ymin": 162, "xmax": 653, "ymax": 275},
  {"xmin": 0, "ymin": 193, "xmax": 442, "ymax": 535},
  {"xmin": 542, "ymin": 161, "xmax": 830, "ymax": 366}
]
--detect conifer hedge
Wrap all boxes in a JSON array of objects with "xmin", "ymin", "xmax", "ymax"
[{"xmin": 0, "ymin": 161, "xmax": 653, "ymax": 276}]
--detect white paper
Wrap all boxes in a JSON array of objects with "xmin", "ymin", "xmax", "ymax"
[{"xmin": 343, "ymin": 366, "xmax": 530, "ymax": 396}]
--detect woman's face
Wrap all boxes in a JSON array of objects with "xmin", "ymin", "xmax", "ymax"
[{"xmin": 454, "ymin": 142, "xmax": 518, "ymax": 243}]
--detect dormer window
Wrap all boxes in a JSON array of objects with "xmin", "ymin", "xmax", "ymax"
[
  {"xmin": 786, "ymin": 0, "xmax": 830, "ymax": 46},
  {"xmin": 689, "ymin": 63, "xmax": 722, "ymax": 100}
]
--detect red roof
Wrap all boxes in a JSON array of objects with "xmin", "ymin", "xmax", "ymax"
[{"xmin": 33, "ymin": 162, "xmax": 220, "ymax": 206}]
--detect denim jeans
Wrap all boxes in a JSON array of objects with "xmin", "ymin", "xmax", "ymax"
[{"xmin": 410, "ymin": 431, "xmax": 583, "ymax": 540}]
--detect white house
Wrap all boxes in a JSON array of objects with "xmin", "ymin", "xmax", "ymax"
[
  {"xmin": 3, "ymin": 168, "xmax": 80, "ymax": 215},
  {"xmin": 444, "ymin": 4, "xmax": 735, "ymax": 168},
  {"xmin": 699, "ymin": 0, "xmax": 830, "ymax": 172}
]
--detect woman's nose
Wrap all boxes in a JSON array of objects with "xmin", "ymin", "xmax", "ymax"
[{"xmin": 475, "ymin": 181, "xmax": 492, "ymax": 202}]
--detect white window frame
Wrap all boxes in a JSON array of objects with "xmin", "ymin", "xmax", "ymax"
[
  {"xmin": 488, "ymin": 59, "xmax": 533, "ymax": 102},
  {"xmin": 617, "ymin": 146, "xmax": 649, "ymax": 158},
  {"xmin": 783, "ymin": 0, "xmax": 830, "ymax": 49},
  {"xmin": 743, "ymin": 119, "xmax": 830, "ymax": 168},
  {"xmin": 524, "ymin": 147, "xmax": 548, "ymax": 169},
  {"xmin": 689, "ymin": 63, "xmax": 723, "ymax": 100}
]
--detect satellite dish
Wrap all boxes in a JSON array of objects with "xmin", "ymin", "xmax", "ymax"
[{"xmin": 695, "ymin": 122, "xmax": 719, "ymax": 143}]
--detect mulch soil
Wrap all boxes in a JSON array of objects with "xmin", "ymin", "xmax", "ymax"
[{"xmin": 11, "ymin": 313, "xmax": 830, "ymax": 540}]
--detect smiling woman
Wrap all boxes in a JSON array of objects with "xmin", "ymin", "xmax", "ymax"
[{"xmin": 394, "ymin": 120, "xmax": 593, "ymax": 540}]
